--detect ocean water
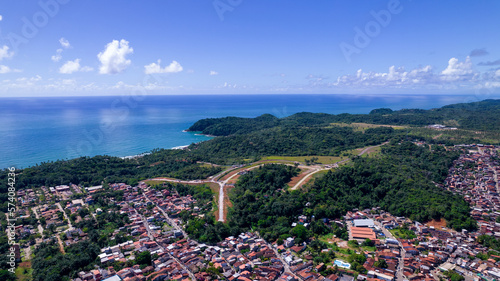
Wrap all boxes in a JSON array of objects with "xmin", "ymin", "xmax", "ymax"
[{"xmin": 0, "ymin": 94, "xmax": 491, "ymax": 169}]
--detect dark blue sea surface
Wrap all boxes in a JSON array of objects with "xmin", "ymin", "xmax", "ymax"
[{"xmin": 0, "ymin": 94, "xmax": 488, "ymax": 169}]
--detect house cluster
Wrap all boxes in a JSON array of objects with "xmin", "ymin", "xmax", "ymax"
[
  {"xmin": 14, "ymin": 144, "xmax": 500, "ymax": 281},
  {"xmin": 77, "ymin": 247, "xmax": 191, "ymax": 281},
  {"xmin": 343, "ymin": 207, "xmax": 492, "ymax": 281},
  {"xmin": 75, "ymin": 181, "xmax": 331, "ymax": 281},
  {"xmin": 40, "ymin": 185, "xmax": 54, "ymax": 201},
  {"xmin": 16, "ymin": 188, "xmax": 38, "ymax": 207},
  {"xmin": 211, "ymin": 232, "xmax": 285, "ymax": 280},
  {"xmin": 444, "ymin": 146, "xmax": 500, "ymax": 233},
  {"xmin": 62, "ymin": 227, "xmax": 88, "ymax": 246},
  {"xmin": 278, "ymin": 249, "xmax": 326, "ymax": 281},
  {"xmin": 48, "ymin": 184, "xmax": 82, "ymax": 199},
  {"xmin": 143, "ymin": 188, "xmax": 198, "ymax": 220},
  {"xmin": 343, "ymin": 203, "xmax": 500, "ymax": 281},
  {"xmin": 439, "ymin": 145, "xmax": 500, "ymax": 280},
  {"xmin": 38, "ymin": 204, "xmax": 67, "ymax": 228},
  {"xmin": 11, "ymin": 207, "xmax": 37, "ymax": 241},
  {"xmin": 397, "ymin": 222, "xmax": 500, "ymax": 281},
  {"xmin": 64, "ymin": 199, "xmax": 86, "ymax": 217}
]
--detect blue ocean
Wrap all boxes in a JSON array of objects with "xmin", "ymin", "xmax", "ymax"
[{"xmin": 0, "ymin": 94, "xmax": 492, "ymax": 169}]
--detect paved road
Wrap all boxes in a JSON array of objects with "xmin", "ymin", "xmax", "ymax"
[
  {"xmin": 212, "ymin": 165, "xmax": 257, "ymax": 222},
  {"xmin": 358, "ymin": 141, "xmax": 389, "ymax": 156},
  {"xmin": 374, "ymin": 221, "xmax": 406, "ymax": 281},
  {"xmin": 290, "ymin": 167, "xmax": 323, "ymax": 190},
  {"xmin": 143, "ymin": 193, "xmax": 188, "ymax": 237},
  {"xmin": 258, "ymin": 234, "xmax": 303, "ymax": 281},
  {"xmin": 150, "ymin": 141, "xmax": 390, "ymax": 222},
  {"xmin": 217, "ymin": 182, "xmax": 224, "ymax": 222},
  {"xmin": 137, "ymin": 205, "xmax": 196, "ymax": 280},
  {"xmin": 291, "ymin": 142, "xmax": 389, "ymax": 191},
  {"xmin": 56, "ymin": 202, "xmax": 73, "ymax": 231},
  {"xmin": 32, "ymin": 207, "xmax": 45, "ymax": 237}
]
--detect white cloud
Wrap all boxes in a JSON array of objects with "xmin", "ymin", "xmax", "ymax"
[
  {"xmin": 0, "ymin": 65, "xmax": 21, "ymax": 74},
  {"xmin": 218, "ymin": 82, "xmax": 237, "ymax": 89},
  {"xmin": 1, "ymin": 76, "xmax": 96, "ymax": 94},
  {"xmin": 481, "ymin": 81, "xmax": 500, "ymax": 89},
  {"xmin": 59, "ymin": 37, "xmax": 71, "ymax": 49},
  {"xmin": 0, "ymin": 45, "xmax": 14, "ymax": 61},
  {"xmin": 59, "ymin": 59, "xmax": 93, "ymax": 74},
  {"xmin": 110, "ymin": 80, "xmax": 175, "ymax": 91},
  {"xmin": 51, "ymin": 38, "xmax": 71, "ymax": 62},
  {"xmin": 441, "ymin": 56, "xmax": 476, "ymax": 81},
  {"xmin": 98, "ymin": 39, "xmax": 133, "ymax": 74},
  {"xmin": 209, "ymin": 70, "xmax": 218, "ymax": 75},
  {"xmin": 0, "ymin": 65, "xmax": 12, "ymax": 73},
  {"xmin": 330, "ymin": 57, "xmax": 484, "ymax": 90},
  {"xmin": 144, "ymin": 59, "xmax": 183, "ymax": 74},
  {"xmin": 51, "ymin": 48, "xmax": 63, "ymax": 62},
  {"xmin": 0, "ymin": 15, "xmax": 3, "ymax": 21},
  {"xmin": 333, "ymin": 64, "xmax": 436, "ymax": 88}
]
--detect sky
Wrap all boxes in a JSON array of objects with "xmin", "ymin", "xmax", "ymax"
[{"xmin": 0, "ymin": 0, "xmax": 499, "ymax": 97}]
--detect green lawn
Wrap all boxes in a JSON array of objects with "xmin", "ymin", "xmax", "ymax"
[
  {"xmin": 389, "ymin": 227, "xmax": 417, "ymax": 239},
  {"xmin": 16, "ymin": 264, "xmax": 33, "ymax": 281},
  {"xmin": 263, "ymin": 155, "xmax": 344, "ymax": 164},
  {"xmin": 361, "ymin": 245, "xmax": 377, "ymax": 252},
  {"xmin": 318, "ymin": 233, "xmax": 336, "ymax": 246},
  {"xmin": 328, "ymin": 122, "xmax": 408, "ymax": 132}
]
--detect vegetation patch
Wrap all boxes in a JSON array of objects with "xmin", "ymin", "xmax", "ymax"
[
  {"xmin": 329, "ymin": 122, "xmax": 408, "ymax": 132},
  {"xmin": 263, "ymin": 155, "xmax": 344, "ymax": 164}
]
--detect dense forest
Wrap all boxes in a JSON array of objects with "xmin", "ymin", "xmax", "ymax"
[
  {"xmin": 32, "ymin": 240, "xmax": 100, "ymax": 281},
  {"xmin": 187, "ymin": 126, "xmax": 395, "ymax": 164},
  {"xmin": 306, "ymin": 142, "xmax": 475, "ymax": 231},
  {"xmin": 0, "ymin": 153, "xmax": 221, "ymax": 212},
  {"xmin": 223, "ymin": 142, "xmax": 475, "ymax": 242},
  {"xmin": 189, "ymin": 99, "xmax": 500, "ymax": 136}
]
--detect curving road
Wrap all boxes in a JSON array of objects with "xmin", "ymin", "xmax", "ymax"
[
  {"xmin": 290, "ymin": 142, "xmax": 389, "ymax": 190},
  {"xmin": 214, "ymin": 164, "xmax": 264, "ymax": 222},
  {"xmin": 148, "ymin": 142, "xmax": 389, "ymax": 223}
]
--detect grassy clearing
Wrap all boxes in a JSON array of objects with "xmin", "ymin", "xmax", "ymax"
[
  {"xmin": 16, "ymin": 261, "xmax": 32, "ymax": 281},
  {"xmin": 263, "ymin": 155, "xmax": 344, "ymax": 164},
  {"xmin": 408, "ymin": 127, "xmax": 500, "ymax": 145},
  {"xmin": 199, "ymin": 163, "xmax": 225, "ymax": 168},
  {"xmin": 318, "ymin": 233, "xmax": 336, "ymax": 246},
  {"xmin": 389, "ymin": 228, "xmax": 417, "ymax": 239},
  {"xmin": 359, "ymin": 146, "xmax": 382, "ymax": 157},
  {"xmin": 337, "ymin": 146, "xmax": 382, "ymax": 159},
  {"xmin": 329, "ymin": 122, "xmax": 408, "ymax": 132},
  {"xmin": 361, "ymin": 245, "xmax": 377, "ymax": 252},
  {"xmin": 143, "ymin": 179, "xmax": 175, "ymax": 187},
  {"xmin": 312, "ymin": 169, "xmax": 330, "ymax": 179}
]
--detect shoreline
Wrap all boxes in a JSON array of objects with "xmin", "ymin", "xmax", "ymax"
[
  {"xmin": 120, "ymin": 152, "xmax": 151, "ymax": 160},
  {"xmin": 172, "ymin": 145, "xmax": 189, "ymax": 150},
  {"xmin": 113, "ymin": 132, "xmax": 215, "ymax": 160},
  {"xmin": 183, "ymin": 129, "xmax": 216, "ymax": 138}
]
